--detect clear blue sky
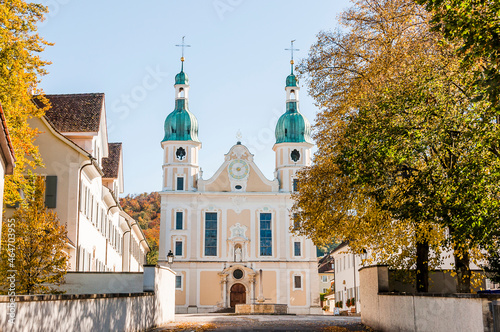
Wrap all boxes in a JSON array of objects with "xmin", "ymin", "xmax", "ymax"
[{"xmin": 37, "ymin": 0, "xmax": 351, "ymax": 196}]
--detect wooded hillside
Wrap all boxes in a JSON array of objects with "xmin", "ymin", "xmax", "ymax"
[{"xmin": 120, "ymin": 192, "xmax": 160, "ymax": 264}]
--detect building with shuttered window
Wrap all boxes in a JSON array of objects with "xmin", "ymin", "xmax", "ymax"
[
  {"xmin": 25, "ymin": 93, "xmax": 149, "ymax": 272},
  {"xmin": 158, "ymin": 58, "xmax": 321, "ymax": 314}
]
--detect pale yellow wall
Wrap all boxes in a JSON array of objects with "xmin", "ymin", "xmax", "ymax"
[
  {"xmin": 226, "ymin": 209, "xmax": 250, "ymax": 255},
  {"xmin": 28, "ymin": 117, "xmax": 83, "ymax": 247},
  {"xmin": 199, "ymin": 271, "xmax": 221, "ymax": 305},
  {"xmin": 246, "ymin": 165, "xmax": 272, "ymax": 192},
  {"xmin": 227, "ymin": 209, "xmax": 250, "ymax": 230},
  {"xmin": 175, "ymin": 271, "xmax": 187, "ymax": 305},
  {"xmin": 290, "ymin": 271, "xmax": 307, "ymax": 306},
  {"xmin": 255, "ymin": 271, "xmax": 277, "ymax": 303},
  {"xmin": 204, "ymin": 170, "xmax": 231, "ymax": 192}
]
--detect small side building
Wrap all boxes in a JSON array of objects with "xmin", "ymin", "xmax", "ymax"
[
  {"xmin": 332, "ymin": 242, "xmax": 364, "ymax": 313},
  {"xmin": 318, "ymin": 253, "xmax": 335, "ymax": 294}
]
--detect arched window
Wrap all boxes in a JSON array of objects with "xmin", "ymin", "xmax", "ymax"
[
  {"xmin": 290, "ymin": 90, "xmax": 296, "ymax": 100},
  {"xmin": 178, "ymin": 87, "xmax": 185, "ymax": 98}
]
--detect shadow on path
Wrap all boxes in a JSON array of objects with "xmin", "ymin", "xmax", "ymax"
[{"xmin": 148, "ymin": 314, "xmax": 374, "ymax": 332}]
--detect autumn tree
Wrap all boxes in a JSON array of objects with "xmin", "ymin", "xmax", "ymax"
[
  {"xmin": 0, "ymin": 176, "xmax": 68, "ymax": 295},
  {"xmin": 0, "ymin": 1, "xmax": 52, "ymax": 204},
  {"xmin": 120, "ymin": 192, "xmax": 161, "ymax": 264},
  {"xmin": 294, "ymin": 0, "xmax": 500, "ymax": 292},
  {"xmin": 416, "ymin": 0, "xmax": 500, "ymax": 107}
]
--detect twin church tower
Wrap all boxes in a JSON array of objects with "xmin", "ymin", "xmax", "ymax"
[{"xmin": 158, "ymin": 42, "xmax": 320, "ymax": 314}]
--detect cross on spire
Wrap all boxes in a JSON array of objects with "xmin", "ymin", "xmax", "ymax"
[
  {"xmin": 175, "ymin": 36, "xmax": 191, "ymax": 70},
  {"xmin": 285, "ymin": 40, "xmax": 299, "ymax": 74}
]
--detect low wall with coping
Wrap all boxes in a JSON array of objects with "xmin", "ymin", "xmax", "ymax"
[
  {"xmin": 0, "ymin": 265, "xmax": 175, "ymax": 332},
  {"xmin": 360, "ymin": 265, "xmax": 499, "ymax": 332},
  {"xmin": 56, "ymin": 272, "xmax": 144, "ymax": 294}
]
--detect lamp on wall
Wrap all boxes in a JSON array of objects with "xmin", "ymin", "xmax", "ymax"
[{"xmin": 167, "ymin": 250, "xmax": 174, "ymax": 267}]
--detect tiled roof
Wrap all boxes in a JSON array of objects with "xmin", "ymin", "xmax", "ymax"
[
  {"xmin": 332, "ymin": 241, "xmax": 349, "ymax": 254},
  {"xmin": 0, "ymin": 103, "xmax": 15, "ymax": 174},
  {"xmin": 102, "ymin": 143, "xmax": 122, "ymax": 179},
  {"xmin": 35, "ymin": 93, "xmax": 104, "ymax": 132}
]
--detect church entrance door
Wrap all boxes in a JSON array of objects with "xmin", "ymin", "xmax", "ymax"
[{"xmin": 230, "ymin": 283, "xmax": 246, "ymax": 307}]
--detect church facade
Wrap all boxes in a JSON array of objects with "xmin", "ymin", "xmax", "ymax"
[{"xmin": 158, "ymin": 57, "xmax": 321, "ymax": 314}]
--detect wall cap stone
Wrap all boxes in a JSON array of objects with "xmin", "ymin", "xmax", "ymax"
[
  {"xmin": 0, "ymin": 292, "xmax": 154, "ymax": 303},
  {"xmin": 378, "ymin": 292, "xmax": 500, "ymax": 299},
  {"xmin": 358, "ymin": 265, "xmax": 389, "ymax": 272}
]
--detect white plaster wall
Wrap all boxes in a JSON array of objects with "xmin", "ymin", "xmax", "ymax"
[
  {"xmin": 154, "ymin": 265, "xmax": 176, "ymax": 325},
  {"xmin": 360, "ymin": 266, "xmax": 493, "ymax": 332},
  {"xmin": 56, "ymin": 272, "xmax": 144, "ymax": 294},
  {"xmin": 333, "ymin": 248, "xmax": 363, "ymax": 311},
  {"xmin": 0, "ymin": 266, "xmax": 175, "ymax": 332},
  {"xmin": 0, "ymin": 294, "xmax": 155, "ymax": 332}
]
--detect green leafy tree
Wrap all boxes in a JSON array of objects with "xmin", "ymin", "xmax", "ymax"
[
  {"xmin": 294, "ymin": 0, "xmax": 499, "ymax": 292},
  {"xmin": 0, "ymin": 176, "xmax": 68, "ymax": 295},
  {"xmin": 0, "ymin": 1, "xmax": 52, "ymax": 205},
  {"xmin": 416, "ymin": 0, "xmax": 500, "ymax": 107}
]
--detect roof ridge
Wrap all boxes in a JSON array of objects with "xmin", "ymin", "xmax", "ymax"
[{"xmin": 43, "ymin": 92, "xmax": 105, "ymax": 97}]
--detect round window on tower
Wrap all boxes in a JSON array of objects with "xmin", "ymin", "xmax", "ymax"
[
  {"xmin": 176, "ymin": 147, "xmax": 186, "ymax": 161},
  {"xmin": 233, "ymin": 269, "xmax": 244, "ymax": 280},
  {"xmin": 291, "ymin": 149, "xmax": 300, "ymax": 162}
]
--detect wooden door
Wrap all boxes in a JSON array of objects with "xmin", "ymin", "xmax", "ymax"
[{"xmin": 230, "ymin": 283, "xmax": 246, "ymax": 307}]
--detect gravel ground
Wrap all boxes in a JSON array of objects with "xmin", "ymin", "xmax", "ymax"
[{"xmin": 149, "ymin": 314, "xmax": 373, "ymax": 332}]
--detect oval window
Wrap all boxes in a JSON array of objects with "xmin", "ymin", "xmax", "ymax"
[
  {"xmin": 176, "ymin": 147, "xmax": 186, "ymax": 160},
  {"xmin": 235, "ymin": 185, "xmax": 242, "ymax": 190},
  {"xmin": 233, "ymin": 269, "xmax": 244, "ymax": 280}
]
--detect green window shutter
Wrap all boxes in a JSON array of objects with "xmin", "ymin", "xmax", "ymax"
[{"xmin": 45, "ymin": 176, "xmax": 57, "ymax": 208}]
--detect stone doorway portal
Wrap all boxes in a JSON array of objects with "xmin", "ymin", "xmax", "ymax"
[{"xmin": 230, "ymin": 283, "xmax": 246, "ymax": 307}]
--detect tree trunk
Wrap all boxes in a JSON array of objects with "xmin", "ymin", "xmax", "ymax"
[
  {"xmin": 454, "ymin": 249, "xmax": 471, "ymax": 293},
  {"xmin": 416, "ymin": 239, "xmax": 429, "ymax": 292}
]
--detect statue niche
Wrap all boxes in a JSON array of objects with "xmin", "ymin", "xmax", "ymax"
[{"xmin": 234, "ymin": 244, "xmax": 243, "ymax": 262}]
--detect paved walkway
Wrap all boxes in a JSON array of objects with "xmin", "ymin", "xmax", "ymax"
[{"xmin": 150, "ymin": 313, "xmax": 372, "ymax": 331}]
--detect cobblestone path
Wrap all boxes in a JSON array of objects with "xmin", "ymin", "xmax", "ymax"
[{"xmin": 149, "ymin": 314, "xmax": 373, "ymax": 332}]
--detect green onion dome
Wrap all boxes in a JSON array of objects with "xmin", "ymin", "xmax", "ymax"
[
  {"xmin": 175, "ymin": 70, "xmax": 188, "ymax": 85},
  {"xmin": 286, "ymin": 73, "xmax": 298, "ymax": 87},
  {"xmin": 275, "ymin": 101, "xmax": 312, "ymax": 144},
  {"xmin": 162, "ymin": 99, "xmax": 199, "ymax": 142}
]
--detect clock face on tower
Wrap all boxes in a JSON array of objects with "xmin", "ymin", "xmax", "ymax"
[{"xmin": 228, "ymin": 159, "xmax": 249, "ymax": 180}]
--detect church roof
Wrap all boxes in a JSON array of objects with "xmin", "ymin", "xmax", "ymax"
[
  {"xmin": 162, "ymin": 99, "xmax": 200, "ymax": 142},
  {"xmin": 175, "ymin": 70, "xmax": 188, "ymax": 85},
  {"xmin": 275, "ymin": 102, "xmax": 313, "ymax": 144},
  {"xmin": 35, "ymin": 93, "xmax": 104, "ymax": 133},
  {"xmin": 102, "ymin": 143, "xmax": 122, "ymax": 178},
  {"xmin": 286, "ymin": 73, "xmax": 298, "ymax": 87}
]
